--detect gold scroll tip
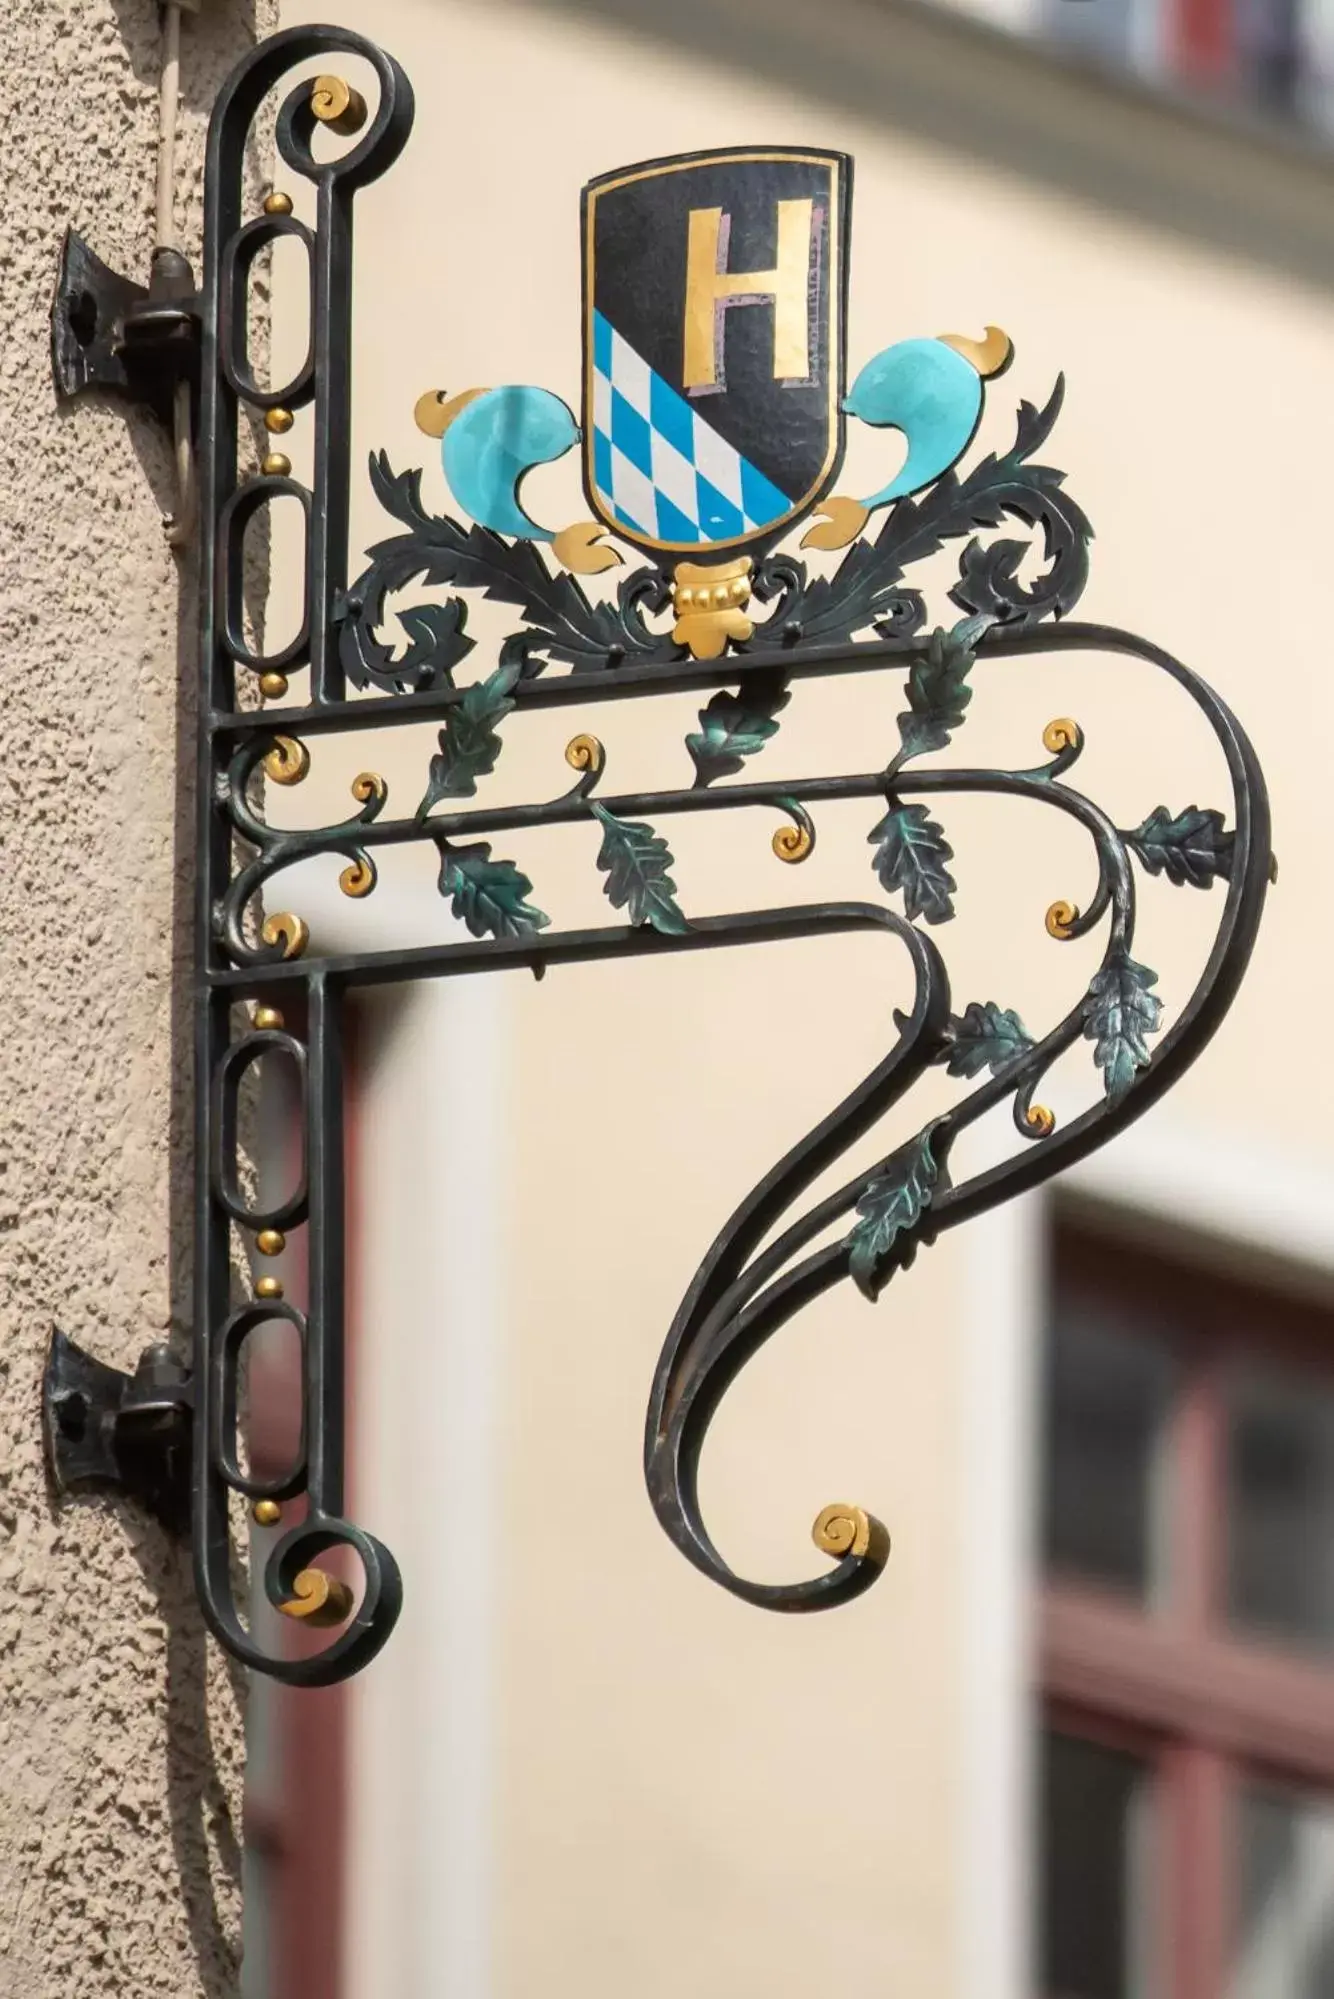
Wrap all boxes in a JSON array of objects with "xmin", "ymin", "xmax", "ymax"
[
  {"xmin": 811, "ymin": 1501, "xmax": 890, "ymax": 1566},
  {"xmin": 414, "ymin": 387, "xmax": 486, "ymax": 438},
  {"xmin": 938, "ymin": 326, "xmax": 1014, "ymax": 379}
]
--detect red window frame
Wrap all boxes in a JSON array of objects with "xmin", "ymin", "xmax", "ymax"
[{"xmin": 1040, "ymin": 1219, "xmax": 1334, "ymax": 1999}]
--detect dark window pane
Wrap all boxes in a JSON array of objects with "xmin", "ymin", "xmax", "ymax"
[
  {"xmin": 1232, "ymin": 1784, "xmax": 1334, "ymax": 1998},
  {"xmin": 1040, "ymin": 0, "xmax": 1137, "ymax": 67},
  {"xmin": 1236, "ymin": 0, "xmax": 1301, "ymax": 115},
  {"xmin": 1043, "ymin": 1287, "xmax": 1177, "ymax": 1602},
  {"xmin": 1040, "ymin": 1731, "xmax": 1155, "ymax": 1999},
  {"xmin": 1226, "ymin": 1357, "xmax": 1334, "ymax": 1656}
]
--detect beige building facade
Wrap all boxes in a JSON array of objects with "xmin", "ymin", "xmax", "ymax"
[
  {"xmin": 263, "ymin": 3, "xmax": 1334, "ymax": 1997},
  {"xmin": 5, "ymin": 1, "xmax": 1334, "ymax": 1996}
]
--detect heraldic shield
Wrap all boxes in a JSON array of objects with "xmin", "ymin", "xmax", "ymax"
[{"xmin": 581, "ymin": 148, "xmax": 851, "ymax": 557}]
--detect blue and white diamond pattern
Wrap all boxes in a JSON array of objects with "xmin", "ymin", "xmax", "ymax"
[{"xmin": 591, "ymin": 309, "xmax": 793, "ymax": 545}]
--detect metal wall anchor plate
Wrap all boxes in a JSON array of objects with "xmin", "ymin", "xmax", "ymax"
[
  {"xmin": 51, "ymin": 230, "xmax": 200, "ymax": 427},
  {"xmin": 43, "ymin": 1330, "xmax": 193, "ymax": 1534}
]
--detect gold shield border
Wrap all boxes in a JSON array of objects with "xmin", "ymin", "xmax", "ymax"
[{"xmin": 582, "ymin": 149, "xmax": 847, "ymax": 559}]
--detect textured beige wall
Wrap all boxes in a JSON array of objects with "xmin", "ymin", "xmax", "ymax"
[{"xmin": 0, "ymin": 3, "xmax": 273, "ymax": 1994}]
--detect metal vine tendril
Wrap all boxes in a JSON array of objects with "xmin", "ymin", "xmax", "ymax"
[{"xmin": 195, "ymin": 26, "xmax": 1270, "ymax": 1685}]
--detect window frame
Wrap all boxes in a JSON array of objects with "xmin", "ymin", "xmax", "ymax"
[{"xmin": 1040, "ymin": 1222, "xmax": 1334, "ymax": 1999}]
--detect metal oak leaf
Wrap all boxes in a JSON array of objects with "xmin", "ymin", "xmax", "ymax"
[
  {"xmin": 846, "ymin": 1131, "xmax": 940, "ymax": 1302},
  {"xmin": 895, "ymin": 619, "xmax": 986, "ymax": 763},
  {"xmin": 941, "ymin": 1000, "xmax": 1034, "ymax": 1079},
  {"xmin": 1083, "ymin": 950, "xmax": 1163, "ymax": 1100},
  {"xmin": 434, "ymin": 838, "xmax": 550, "ymax": 941},
  {"xmin": 686, "ymin": 676, "xmax": 790, "ymax": 787},
  {"xmin": 1125, "ymin": 805, "xmax": 1235, "ymax": 889},
  {"xmin": 869, "ymin": 801, "xmax": 956, "ymax": 925},
  {"xmin": 590, "ymin": 801, "xmax": 690, "ymax": 936},
  {"xmin": 417, "ymin": 660, "xmax": 521, "ymax": 817}
]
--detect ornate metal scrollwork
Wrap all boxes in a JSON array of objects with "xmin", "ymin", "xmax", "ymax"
[{"xmin": 161, "ymin": 26, "xmax": 1276, "ymax": 1685}]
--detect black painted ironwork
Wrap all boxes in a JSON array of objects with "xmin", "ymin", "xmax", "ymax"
[{"xmin": 72, "ymin": 22, "xmax": 1269, "ymax": 1686}]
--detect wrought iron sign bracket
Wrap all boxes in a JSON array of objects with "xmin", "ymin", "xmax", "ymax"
[
  {"xmin": 37, "ymin": 23, "xmax": 1271, "ymax": 1689},
  {"xmin": 51, "ymin": 229, "xmax": 200, "ymax": 428}
]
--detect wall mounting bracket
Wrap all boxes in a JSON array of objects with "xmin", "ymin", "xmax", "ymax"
[
  {"xmin": 43, "ymin": 1330, "xmax": 194, "ymax": 1533},
  {"xmin": 51, "ymin": 229, "xmax": 199, "ymax": 426}
]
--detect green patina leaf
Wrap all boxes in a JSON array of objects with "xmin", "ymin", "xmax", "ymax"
[
  {"xmin": 417, "ymin": 660, "xmax": 522, "ymax": 817},
  {"xmin": 1083, "ymin": 949, "xmax": 1163, "ymax": 1101},
  {"xmin": 869, "ymin": 801, "xmax": 956, "ymax": 925},
  {"xmin": 685, "ymin": 676, "xmax": 790, "ymax": 786},
  {"xmin": 590, "ymin": 802, "xmax": 689, "ymax": 935},
  {"xmin": 435, "ymin": 838, "xmax": 549, "ymax": 941},
  {"xmin": 1126, "ymin": 805, "xmax": 1234, "ymax": 889},
  {"xmin": 942, "ymin": 1000, "xmax": 1035, "ymax": 1079},
  {"xmin": 896, "ymin": 619, "xmax": 986, "ymax": 762},
  {"xmin": 846, "ymin": 1130, "xmax": 939, "ymax": 1302}
]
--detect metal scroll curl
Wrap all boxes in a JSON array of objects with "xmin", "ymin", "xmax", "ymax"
[
  {"xmin": 643, "ymin": 623, "xmax": 1270, "ymax": 1612},
  {"xmin": 193, "ymin": 26, "xmax": 1269, "ymax": 1685}
]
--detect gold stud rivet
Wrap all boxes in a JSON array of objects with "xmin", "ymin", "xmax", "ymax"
[
  {"xmin": 265, "ymin": 408, "xmax": 294, "ymax": 436},
  {"xmin": 252, "ymin": 1005, "xmax": 284, "ymax": 1032},
  {"xmin": 253, "ymin": 1499, "xmax": 282, "ymax": 1526},
  {"xmin": 259, "ymin": 672, "xmax": 288, "ymax": 701},
  {"xmin": 262, "ymin": 191, "xmax": 293, "ymax": 216},
  {"xmin": 255, "ymin": 1275, "xmax": 284, "ymax": 1301},
  {"xmin": 256, "ymin": 1228, "xmax": 285, "ymax": 1257},
  {"xmin": 261, "ymin": 452, "xmax": 292, "ymax": 478}
]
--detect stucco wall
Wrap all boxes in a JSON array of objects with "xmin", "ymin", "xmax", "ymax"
[{"xmin": 0, "ymin": 3, "xmax": 273, "ymax": 1994}]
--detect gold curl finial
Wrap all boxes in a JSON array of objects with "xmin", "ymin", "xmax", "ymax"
[
  {"xmin": 937, "ymin": 326, "xmax": 1014, "ymax": 379},
  {"xmin": 339, "ymin": 857, "xmax": 376, "ymax": 900},
  {"xmin": 1024, "ymin": 1104, "xmax": 1056, "ymax": 1137},
  {"xmin": 310, "ymin": 75, "xmax": 368, "ymax": 135},
  {"xmin": 277, "ymin": 1568, "xmax": 355, "ymax": 1627},
  {"xmin": 261, "ymin": 912, "xmax": 309, "ymax": 960},
  {"xmin": 1045, "ymin": 899, "xmax": 1079, "ymax": 941},
  {"xmin": 263, "ymin": 735, "xmax": 310, "ymax": 786},
  {"xmin": 800, "ymin": 493, "xmax": 870, "ymax": 554},
  {"xmin": 552, "ymin": 523, "xmax": 622, "ymax": 577},
  {"xmin": 772, "ymin": 822, "xmax": 814, "ymax": 865},
  {"xmin": 1043, "ymin": 716, "xmax": 1084, "ymax": 756},
  {"xmin": 351, "ymin": 771, "xmax": 387, "ymax": 806},
  {"xmin": 565, "ymin": 733, "xmax": 605, "ymax": 777},
  {"xmin": 414, "ymin": 387, "xmax": 486, "ymax": 439},
  {"xmin": 811, "ymin": 1502, "xmax": 891, "ymax": 1566}
]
